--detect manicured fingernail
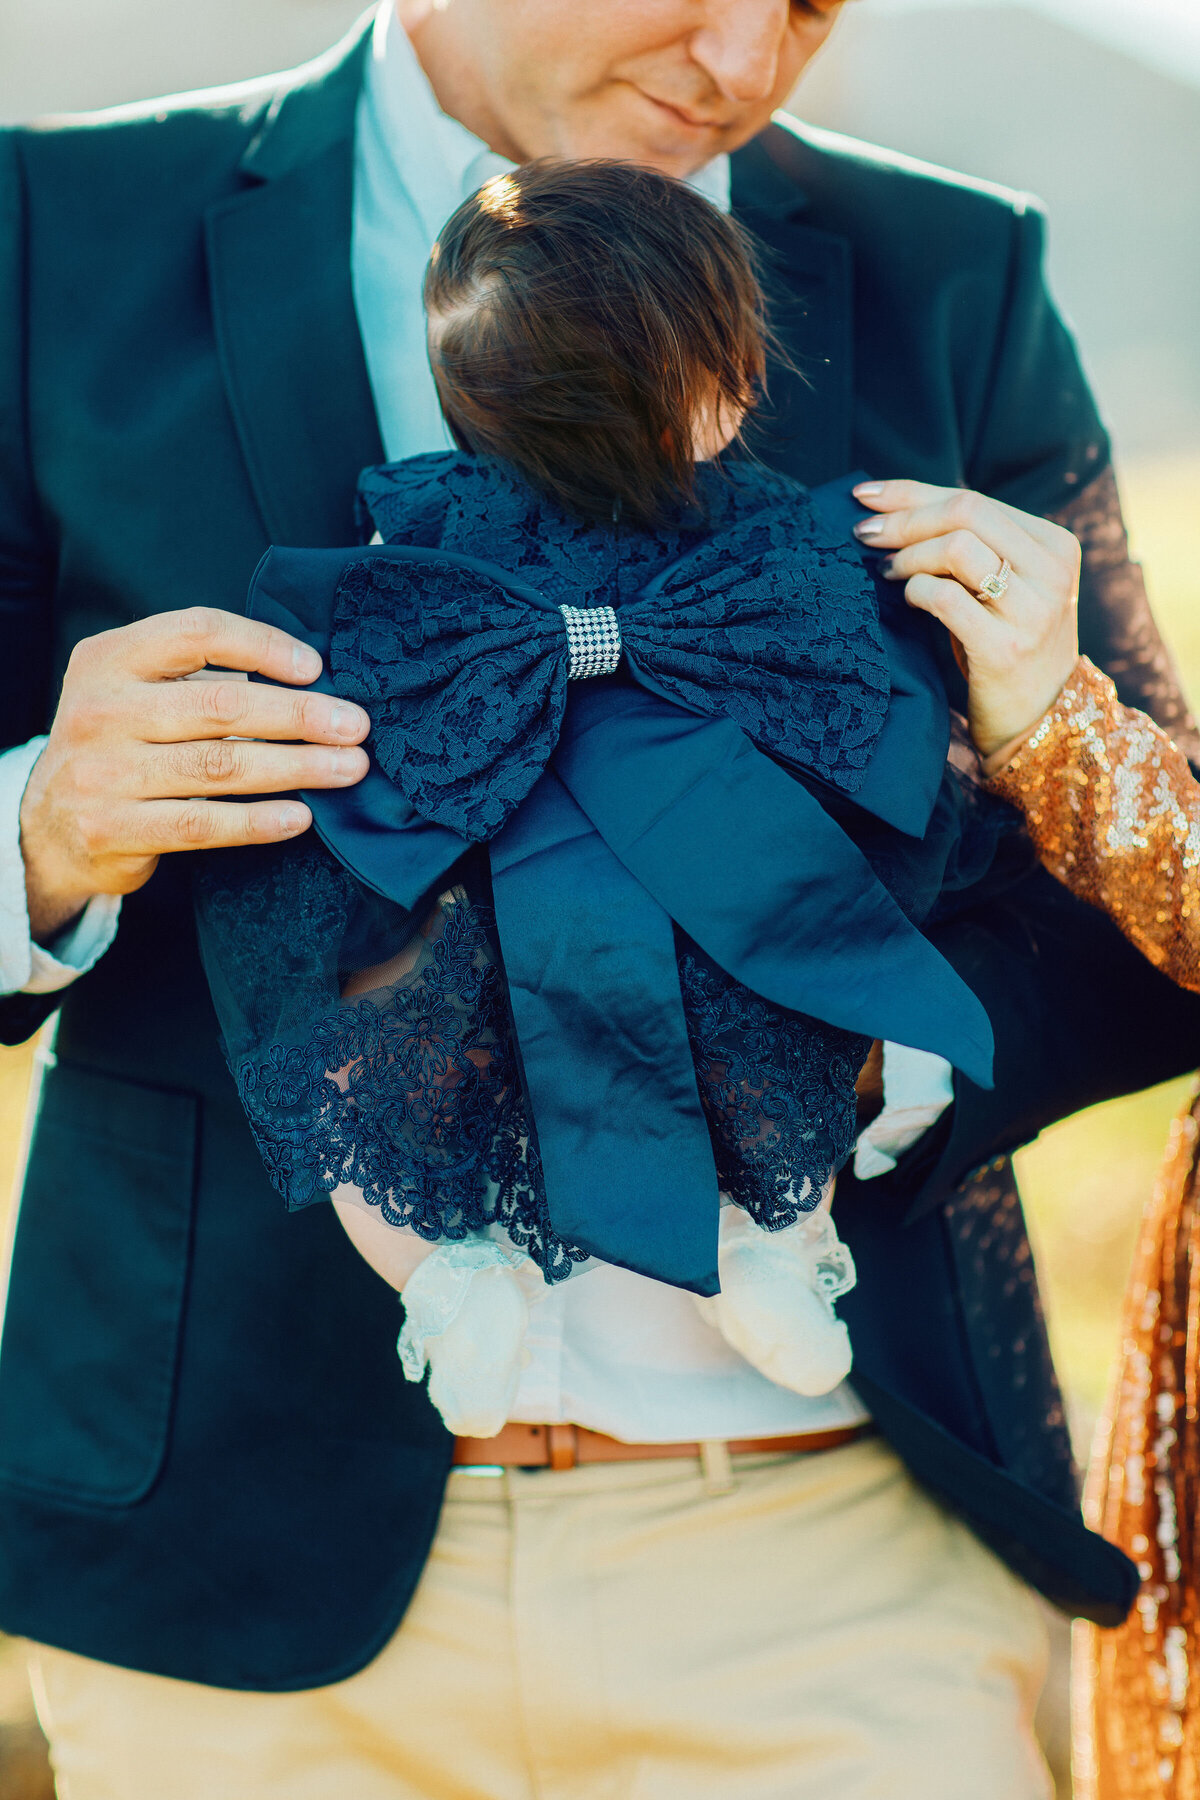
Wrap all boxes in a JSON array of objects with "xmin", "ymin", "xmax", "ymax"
[
  {"xmin": 277, "ymin": 806, "xmax": 306, "ymax": 835},
  {"xmin": 880, "ymin": 557, "xmax": 896, "ymax": 577},
  {"xmin": 328, "ymin": 703, "xmax": 364, "ymax": 738},
  {"xmin": 853, "ymin": 482, "xmax": 884, "ymax": 498},
  {"xmin": 854, "ymin": 518, "xmax": 884, "ymax": 540},
  {"xmin": 292, "ymin": 644, "xmax": 322, "ymax": 680}
]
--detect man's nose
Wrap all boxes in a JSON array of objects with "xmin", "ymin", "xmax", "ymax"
[{"xmin": 689, "ymin": 0, "xmax": 793, "ymax": 105}]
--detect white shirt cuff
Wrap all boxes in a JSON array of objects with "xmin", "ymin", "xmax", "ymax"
[
  {"xmin": 853, "ymin": 1042, "xmax": 955, "ymax": 1181},
  {"xmin": 0, "ymin": 736, "xmax": 122, "ymax": 997}
]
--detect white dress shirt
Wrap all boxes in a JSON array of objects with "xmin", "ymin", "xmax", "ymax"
[{"xmin": 0, "ymin": 2, "xmax": 955, "ymax": 1442}]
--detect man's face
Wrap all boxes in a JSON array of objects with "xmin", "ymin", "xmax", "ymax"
[{"xmin": 404, "ymin": 0, "xmax": 850, "ymax": 178}]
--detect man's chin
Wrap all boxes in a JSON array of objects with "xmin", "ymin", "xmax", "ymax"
[
  {"xmin": 559, "ymin": 130, "xmax": 727, "ymax": 181},
  {"xmin": 551, "ymin": 93, "xmax": 753, "ymax": 179}
]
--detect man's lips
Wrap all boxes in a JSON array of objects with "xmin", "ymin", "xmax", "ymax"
[{"xmin": 636, "ymin": 90, "xmax": 729, "ymax": 136}]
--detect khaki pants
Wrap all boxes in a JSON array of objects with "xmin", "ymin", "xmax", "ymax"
[{"xmin": 31, "ymin": 1437, "xmax": 1051, "ymax": 1800}]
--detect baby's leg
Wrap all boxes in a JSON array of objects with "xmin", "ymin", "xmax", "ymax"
[
  {"xmin": 328, "ymin": 890, "xmax": 548, "ymax": 1433},
  {"xmin": 332, "ymin": 1194, "xmax": 435, "ymax": 1291},
  {"xmin": 332, "ymin": 1194, "xmax": 535, "ymax": 1438},
  {"xmin": 697, "ymin": 1195, "xmax": 856, "ymax": 1397}
]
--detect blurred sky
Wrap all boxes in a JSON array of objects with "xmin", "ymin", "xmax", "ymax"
[
  {"xmin": 796, "ymin": 3, "xmax": 1200, "ymax": 459},
  {"xmin": 868, "ymin": 0, "xmax": 1200, "ymax": 86}
]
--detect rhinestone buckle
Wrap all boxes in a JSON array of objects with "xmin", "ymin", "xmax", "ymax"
[{"xmin": 560, "ymin": 604, "xmax": 621, "ymax": 680}]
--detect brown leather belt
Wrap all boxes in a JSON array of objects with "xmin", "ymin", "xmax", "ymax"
[{"xmin": 453, "ymin": 1420, "xmax": 873, "ymax": 1472}]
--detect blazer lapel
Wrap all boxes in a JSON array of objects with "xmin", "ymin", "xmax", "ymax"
[
  {"xmin": 731, "ymin": 129, "xmax": 854, "ymax": 488},
  {"xmin": 205, "ymin": 21, "xmax": 384, "ymax": 548}
]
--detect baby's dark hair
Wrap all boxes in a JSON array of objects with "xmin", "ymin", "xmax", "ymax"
[{"xmin": 423, "ymin": 159, "xmax": 769, "ymax": 527}]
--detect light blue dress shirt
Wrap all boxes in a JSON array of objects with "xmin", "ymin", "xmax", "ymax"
[{"xmin": 351, "ymin": 4, "xmax": 730, "ymax": 463}]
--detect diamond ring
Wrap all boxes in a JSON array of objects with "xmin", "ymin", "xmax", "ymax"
[{"xmin": 976, "ymin": 559, "xmax": 1012, "ymax": 603}]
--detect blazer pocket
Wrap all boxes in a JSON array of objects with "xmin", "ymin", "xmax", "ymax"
[{"xmin": 0, "ymin": 1061, "xmax": 198, "ymax": 1506}]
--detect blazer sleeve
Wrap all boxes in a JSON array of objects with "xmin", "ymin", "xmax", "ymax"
[
  {"xmin": 0, "ymin": 130, "xmax": 73, "ymax": 1046},
  {"xmin": 962, "ymin": 202, "xmax": 1198, "ymax": 758},
  {"xmin": 0, "ymin": 133, "xmax": 55, "ymax": 744}
]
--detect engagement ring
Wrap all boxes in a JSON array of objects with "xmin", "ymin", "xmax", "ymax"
[{"xmin": 976, "ymin": 559, "xmax": 1012, "ymax": 603}]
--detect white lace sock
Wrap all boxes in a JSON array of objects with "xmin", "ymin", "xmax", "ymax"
[
  {"xmin": 695, "ymin": 1205, "xmax": 857, "ymax": 1397},
  {"xmin": 396, "ymin": 1239, "xmax": 540, "ymax": 1437}
]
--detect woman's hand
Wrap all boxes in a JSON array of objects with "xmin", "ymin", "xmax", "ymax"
[{"xmin": 851, "ymin": 480, "xmax": 1081, "ymax": 759}]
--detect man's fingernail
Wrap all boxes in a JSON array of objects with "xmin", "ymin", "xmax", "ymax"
[
  {"xmin": 854, "ymin": 518, "xmax": 884, "ymax": 540},
  {"xmin": 277, "ymin": 806, "xmax": 306, "ymax": 835},
  {"xmin": 329, "ymin": 749, "xmax": 363, "ymax": 777},
  {"xmin": 292, "ymin": 645, "xmax": 322, "ymax": 680},
  {"xmin": 853, "ymin": 482, "xmax": 884, "ymax": 498},
  {"xmin": 328, "ymin": 703, "xmax": 364, "ymax": 738}
]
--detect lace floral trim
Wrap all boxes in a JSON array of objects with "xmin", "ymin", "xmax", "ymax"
[
  {"xmin": 1057, "ymin": 465, "xmax": 1199, "ymax": 762},
  {"xmin": 202, "ymin": 854, "xmax": 872, "ymax": 1277},
  {"xmin": 794, "ymin": 1209, "xmax": 858, "ymax": 1308},
  {"xmin": 331, "ymin": 554, "xmax": 568, "ymax": 841},
  {"xmin": 204, "ymin": 869, "xmax": 590, "ymax": 1283},
  {"xmin": 678, "ymin": 941, "xmax": 871, "ymax": 1230}
]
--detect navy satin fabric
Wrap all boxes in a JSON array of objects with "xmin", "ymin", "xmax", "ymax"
[
  {"xmin": 490, "ymin": 772, "xmax": 722, "ymax": 1292},
  {"xmin": 554, "ymin": 683, "xmax": 991, "ymax": 1075},
  {"xmin": 246, "ymin": 475, "xmax": 994, "ymax": 1291}
]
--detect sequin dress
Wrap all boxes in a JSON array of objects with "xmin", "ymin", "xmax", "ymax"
[{"xmin": 986, "ymin": 654, "xmax": 1200, "ymax": 1800}]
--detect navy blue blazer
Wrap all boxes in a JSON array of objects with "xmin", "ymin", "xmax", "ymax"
[{"xmin": 1, "ymin": 17, "xmax": 1198, "ymax": 1685}]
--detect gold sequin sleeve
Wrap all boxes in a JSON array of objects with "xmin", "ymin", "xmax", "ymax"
[{"xmin": 985, "ymin": 656, "xmax": 1200, "ymax": 995}]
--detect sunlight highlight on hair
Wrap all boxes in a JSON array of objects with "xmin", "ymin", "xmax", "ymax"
[{"xmin": 477, "ymin": 172, "xmax": 523, "ymax": 226}]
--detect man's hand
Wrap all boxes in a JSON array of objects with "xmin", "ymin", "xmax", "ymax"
[
  {"xmin": 19, "ymin": 607, "xmax": 370, "ymax": 940},
  {"xmin": 852, "ymin": 480, "xmax": 1081, "ymax": 759}
]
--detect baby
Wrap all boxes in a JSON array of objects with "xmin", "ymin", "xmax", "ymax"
[{"xmin": 196, "ymin": 161, "xmax": 999, "ymax": 1438}]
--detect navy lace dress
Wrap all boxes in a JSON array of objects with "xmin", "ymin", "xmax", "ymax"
[{"xmin": 195, "ymin": 453, "xmax": 1008, "ymax": 1296}]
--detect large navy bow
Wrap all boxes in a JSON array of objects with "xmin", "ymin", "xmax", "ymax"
[
  {"xmin": 245, "ymin": 475, "xmax": 994, "ymax": 1293},
  {"xmin": 327, "ymin": 493, "xmax": 892, "ymax": 843}
]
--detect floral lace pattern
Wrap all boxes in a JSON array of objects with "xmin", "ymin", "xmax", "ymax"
[
  {"xmin": 195, "ymin": 836, "xmax": 359, "ymax": 1042},
  {"xmin": 695, "ymin": 1206, "xmax": 857, "ymax": 1397},
  {"xmin": 197, "ymin": 856, "xmax": 588, "ymax": 1282},
  {"xmin": 678, "ymin": 939, "xmax": 872, "ymax": 1229},
  {"xmin": 332, "ymin": 555, "xmax": 570, "ymax": 842},
  {"xmin": 336, "ymin": 453, "xmax": 891, "ymax": 841},
  {"xmin": 198, "ymin": 843, "xmax": 874, "ymax": 1269},
  {"xmin": 1058, "ymin": 466, "xmax": 1200, "ymax": 763},
  {"xmin": 632, "ymin": 494, "xmax": 889, "ymax": 786}
]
